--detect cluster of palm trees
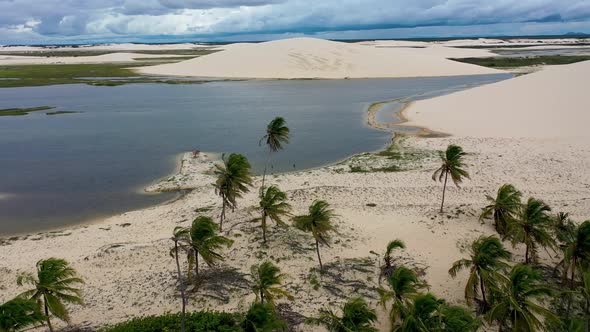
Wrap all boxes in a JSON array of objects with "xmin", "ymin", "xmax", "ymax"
[
  {"xmin": 309, "ymin": 239, "xmax": 480, "ymax": 331},
  {"xmin": 450, "ymin": 181, "xmax": 590, "ymax": 330},
  {"xmin": 3, "ymin": 126, "xmax": 590, "ymax": 332},
  {"xmin": 1, "ymin": 258, "xmax": 84, "ymax": 332},
  {"xmin": 167, "ymin": 117, "xmax": 343, "ymax": 331}
]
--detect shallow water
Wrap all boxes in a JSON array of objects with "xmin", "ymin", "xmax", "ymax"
[{"xmin": 0, "ymin": 74, "xmax": 510, "ymax": 234}]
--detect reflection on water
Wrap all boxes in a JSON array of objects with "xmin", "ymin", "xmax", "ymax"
[{"xmin": 0, "ymin": 74, "xmax": 511, "ymax": 234}]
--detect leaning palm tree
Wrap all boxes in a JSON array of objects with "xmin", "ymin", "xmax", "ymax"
[
  {"xmin": 381, "ymin": 239, "xmax": 406, "ymax": 280},
  {"xmin": 480, "ymin": 184, "xmax": 522, "ymax": 236},
  {"xmin": 395, "ymin": 293, "xmax": 480, "ymax": 332},
  {"xmin": 259, "ymin": 117, "xmax": 290, "ymax": 193},
  {"xmin": 432, "ymin": 144, "xmax": 469, "ymax": 213},
  {"xmin": 437, "ymin": 304, "xmax": 482, "ymax": 332},
  {"xmin": 251, "ymin": 261, "xmax": 293, "ymax": 305},
  {"xmin": 378, "ymin": 266, "xmax": 427, "ymax": 327},
  {"xmin": 16, "ymin": 258, "xmax": 84, "ymax": 332},
  {"xmin": 170, "ymin": 226, "xmax": 191, "ymax": 332},
  {"xmin": 293, "ymin": 200, "xmax": 337, "ymax": 270},
  {"xmin": 448, "ymin": 235, "xmax": 511, "ymax": 311},
  {"xmin": 506, "ymin": 197, "xmax": 556, "ymax": 264},
  {"xmin": 189, "ymin": 216, "xmax": 233, "ymax": 277},
  {"xmin": 394, "ymin": 293, "xmax": 442, "ymax": 332},
  {"xmin": 487, "ymin": 264, "xmax": 559, "ymax": 331},
  {"xmin": 214, "ymin": 153, "xmax": 253, "ymax": 230},
  {"xmin": 259, "ymin": 185, "xmax": 292, "ymax": 244},
  {"xmin": 307, "ymin": 297, "xmax": 378, "ymax": 332},
  {"xmin": 559, "ymin": 220, "xmax": 590, "ymax": 288},
  {"xmin": 0, "ymin": 297, "xmax": 45, "ymax": 332}
]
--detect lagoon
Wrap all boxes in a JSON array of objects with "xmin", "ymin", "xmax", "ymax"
[{"xmin": 0, "ymin": 74, "xmax": 510, "ymax": 234}]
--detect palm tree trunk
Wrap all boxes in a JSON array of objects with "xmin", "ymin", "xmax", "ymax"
[
  {"xmin": 525, "ymin": 244, "xmax": 530, "ymax": 264},
  {"xmin": 260, "ymin": 289, "xmax": 265, "ymax": 304},
  {"xmin": 44, "ymin": 296, "xmax": 54, "ymax": 332},
  {"xmin": 174, "ymin": 242, "xmax": 186, "ymax": 332},
  {"xmin": 440, "ymin": 171, "xmax": 448, "ymax": 213},
  {"xmin": 262, "ymin": 213, "xmax": 267, "ymax": 244},
  {"xmin": 220, "ymin": 199, "xmax": 226, "ymax": 231},
  {"xmin": 261, "ymin": 148, "xmax": 272, "ymax": 196},
  {"xmin": 571, "ymin": 257, "xmax": 577, "ymax": 289},
  {"xmin": 187, "ymin": 250, "xmax": 194, "ymax": 284},
  {"xmin": 315, "ymin": 238, "xmax": 323, "ymax": 270},
  {"xmin": 195, "ymin": 251, "xmax": 199, "ymax": 277},
  {"xmin": 479, "ymin": 274, "xmax": 487, "ymax": 308}
]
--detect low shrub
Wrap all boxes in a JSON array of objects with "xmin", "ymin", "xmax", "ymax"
[{"xmin": 101, "ymin": 311, "xmax": 242, "ymax": 332}]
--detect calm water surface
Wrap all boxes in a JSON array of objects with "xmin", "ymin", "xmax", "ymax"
[{"xmin": 0, "ymin": 74, "xmax": 510, "ymax": 234}]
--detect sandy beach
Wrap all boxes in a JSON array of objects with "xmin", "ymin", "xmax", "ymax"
[{"xmin": 1, "ymin": 40, "xmax": 590, "ymax": 331}]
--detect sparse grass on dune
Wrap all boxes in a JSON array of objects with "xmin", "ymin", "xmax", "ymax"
[
  {"xmin": 452, "ymin": 55, "xmax": 590, "ymax": 68},
  {"xmin": 0, "ymin": 49, "xmax": 218, "ymax": 57},
  {"xmin": 0, "ymin": 61, "xmax": 211, "ymax": 88}
]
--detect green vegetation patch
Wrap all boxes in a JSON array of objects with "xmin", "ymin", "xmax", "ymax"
[
  {"xmin": 0, "ymin": 63, "xmax": 209, "ymax": 88},
  {"xmin": 46, "ymin": 111, "xmax": 81, "ymax": 116},
  {"xmin": 0, "ymin": 49, "xmax": 218, "ymax": 57},
  {"xmin": 452, "ymin": 55, "xmax": 590, "ymax": 68},
  {"xmin": 101, "ymin": 311, "xmax": 242, "ymax": 332},
  {"xmin": 0, "ymin": 106, "xmax": 55, "ymax": 116}
]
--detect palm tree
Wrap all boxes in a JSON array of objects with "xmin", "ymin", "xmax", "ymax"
[
  {"xmin": 251, "ymin": 261, "xmax": 293, "ymax": 305},
  {"xmin": 16, "ymin": 258, "xmax": 84, "ymax": 332},
  {"xmin": 487, "ymin": 264, "xmax": 559, "ymax": 331},
  {"xmin": 448, "ymin": 235, "xmax": 511, "ymax": 310},
  {"xmin": 395, "ymin": 293, "xmax": 480, "ymax": 332},
  {"xmin": 560, "ymin": 220, "xmax": 590, "ymax": 288},
  {"xmin": 170, "ymin": 226, "xmax": 190, "ymax": 332},
  {"xmin": 506, "ymin": 197, "xmax": 556, "ymax": 264},
  {"xmin": 293, "ymin": 200, "xmax": 337, "ymax": 270},
  {"xmin": 189, "ymin": 216, "xmax": 233, "ymax": 277},
  {"xmin": 394, "ymin": 293, "xmax": 442, "ymax": 332},
  {"xmin": 381, "ymin": 239, "xmax": 406, "ymax": 281},
  {"xmin": 437, "ymin": 304, "xmax": 481, "ymax": 332},
  {"xmin": 432, "ymin": 145, "xmax": 469, "ymax": 213},
  {"xmin": 214, "ymin": 153, "xmax": 253, "ymax": 230},
  {"xmin": 259, "ymin": 117, "xmax": 290, "ymax": 192},
  {"xmin": 0, "ymin": 297, "xmax": 45, "ymax": 332},
  {"xmin": 307, "ymin": 297, "xmax": 378, "ymax": 332},
  {"xmin": 259, "ymin": 185, "xmax": 292, "ymax": 244},
  {"xmin": 578, "ymin": 270, "xmax": 590, "ymax": 332},
  {"xmin": 378, "ymin": 266, "xmax": 427, "ymax": 327},
  {"xmin": 480, "ymin": 184, "xmax": 522, "ymax": 236},
  {"xmin": 553, "ymin": 212, "xmax": 575, "ymax": 245},
  {"xmin": 241, "ymin": 302, "xmax": 287, "ymax": 332}
]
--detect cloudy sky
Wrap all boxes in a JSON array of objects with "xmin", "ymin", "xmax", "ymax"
[{"xmin": 1, "ymin": 0, "xmax": 590, "ymax": 44}]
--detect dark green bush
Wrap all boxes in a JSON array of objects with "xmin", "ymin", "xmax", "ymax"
[{"xmin": 101, "ymin": 311, "xmax": 242, "ymax": 332}]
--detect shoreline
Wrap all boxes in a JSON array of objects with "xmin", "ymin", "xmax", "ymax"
[
  {"xmin": 0, "ymin": 74, "xmax": 499, "ymax": 238},
  {"xmin": 2, "ymin": 63, "xmax": 590, "ymax": 331}
]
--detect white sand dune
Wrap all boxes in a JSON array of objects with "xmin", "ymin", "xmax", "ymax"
[
  {"xmin": 404, "ymin": 60, "xmax": 590, "ymax": 138},
  {"xmin": 0, "ymin": 52, "xmax": 186, "ymax": 65},
  {"xmin": 137, "ymin": 37, "xmax": 503, "ymax": 79},
  {"xmin": 358, "ymin": 40, "xmax": 496, "ymax": 58}
]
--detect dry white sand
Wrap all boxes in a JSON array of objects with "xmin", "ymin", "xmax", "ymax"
[
  {"xmin": 0, "ymin": 52, "xmax": 188, "ymax": 65},
  {"xmin": 358, "ymin": 40, "xmax": 496, "ymax": 58},
  {"xmin": 137, "ymin": 37, "xmax": 503, "ymax": 79},
  {"xmin": 404, "ymin": 60, "xmax": 590, "ymax": 138},
  {"xmin": 1, "ymin": 59, "xmax": 589, "ymax": 331}
]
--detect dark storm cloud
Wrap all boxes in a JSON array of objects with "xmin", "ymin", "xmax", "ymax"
[{"xmin": 0, "ymin": 0, "xmax": 589, "ymax": 42}]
